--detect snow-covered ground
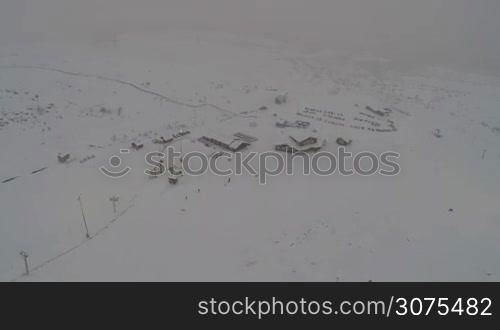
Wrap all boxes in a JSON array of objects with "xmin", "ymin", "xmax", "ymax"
[{"xmin": 1, "ymin": 4, "xmax": 500, "ymax": 281}]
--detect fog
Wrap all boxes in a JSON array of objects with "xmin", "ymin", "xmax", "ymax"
[{"xmin": 1, "ymin": 0, "xmax": 499, "ymax": 74}]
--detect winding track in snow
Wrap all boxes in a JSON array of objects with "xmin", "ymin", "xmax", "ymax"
[
  {"xmin": 0, "ymin": 64, "xmax": 242, "ymax": 117},
  {"xmin": 0, "ymin": 64, "xmax": 246, "ymax": 280},
  {"xmin": 0, "ymin": 63, "xmax": 267, "ymax": 280}
]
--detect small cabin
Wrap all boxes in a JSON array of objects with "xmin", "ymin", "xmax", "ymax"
[
  {"xmin": 289, "ymin": 135, "xmax": 318, "ymax": 146},
  {"xmin": 200, "ymin": 135, "xmax": 250, "ymax": 152}
]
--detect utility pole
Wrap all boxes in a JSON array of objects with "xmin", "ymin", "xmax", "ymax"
[
  {"xmin": 77, "ymin": 195, "xmax": 90, "ymax": 239},
  {"xmin": 20, "ymin": 251, "xmax": 29, "ymax": 276},
  {"xmin": 109, "ymin": 196, "xmax": 119, "ymax": 215}
]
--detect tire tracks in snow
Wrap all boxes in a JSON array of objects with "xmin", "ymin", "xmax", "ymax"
[{"xmin": 0, "ymin": 64, "xmax": 243, "ymax": 117}]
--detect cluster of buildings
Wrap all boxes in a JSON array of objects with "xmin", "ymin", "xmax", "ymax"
[
  {"xmin": 198, "ymin": 131, "xmax": 323, "ymax": 155},
  {"xmin": 275, "ymin": 133, "xmax": 322, "ymax": 154},
  {"xmin": 153, "ymin": 130, "xmax": 191, "ymax": 145},
  {"xmin": 198, "ymin": 132, "xmax": 256, "ymax": 152}
]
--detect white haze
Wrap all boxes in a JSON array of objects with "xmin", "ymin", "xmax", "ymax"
[{"xmin": 1, "ymin": 0, "xmax": 499, "ymax": 75}]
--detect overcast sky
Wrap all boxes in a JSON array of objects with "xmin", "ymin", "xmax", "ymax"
[{"xmin": 1, "ymin": 0, "xmax": 499, "ymax": 74}]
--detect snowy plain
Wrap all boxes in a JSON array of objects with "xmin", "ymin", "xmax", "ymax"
[{"xmin": 1, "ymin": 1, "xmax": 500, "ymax": 281}]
